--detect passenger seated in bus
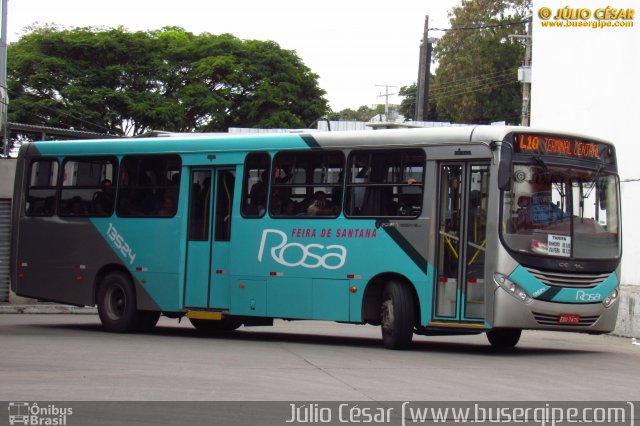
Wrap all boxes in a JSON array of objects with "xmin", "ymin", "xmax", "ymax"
[
  {"xmin": 158, "ymin": 191, "xmax": 178, "ymax": 216},
  {"xmin": 248, "ymin": 170, "xmax": 268, "ymax": 215},
  {"xmin": 306, "ymin": 191, "xmax": 336, "ymax": 216},
  {"xmin": 284, "ymin": 201, "xmax": 301, "ymax": 216},
  {"xmin": 117, "ymin": 189, "xmax": 138, "ymax": 215},
  {"xmin": 93, "ymin": 179, "xmax": 114, "ymax": 216},
  {"xmin": 270, "ymin": 189, "xmax": 285, "ymax": 215},
  {"xmin": 530, "ymin": 193, "xmax": 564, "ymax": 225},
  {"xmin": 516, "ymin": 189, "xmax": 564, "ymax": 229},
  {"xmin": 140, "ymin": 190, "xmax": 162, "ymax": 215},
  {"xmin": 67, "ymin": 196, "xmax": 87, "ymax": 216}
]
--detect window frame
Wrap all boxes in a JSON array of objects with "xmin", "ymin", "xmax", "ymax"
[
  {"xmin": 240, "ymin": 152, "xmax": 271, "ymax": 219},
  {"xmin": 344, "ymin": 148, "xmax": 426, "ymax": 219},
  {"xmin": 269, "ymin": 150, "xmax": 345, "ymax": 219},
  {"xmin": 25, "ymin": 158, "xmax": 60, "ymax": 217},
  {"xmin": 115, "ymin": 154, "xmax": 182, "ymax": 218},
  {"xmin": 58, "ymin": 156, "xmax": 118, "ymax": 218}
]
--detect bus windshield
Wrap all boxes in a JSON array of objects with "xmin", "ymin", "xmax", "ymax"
[{"xmin": 501, "ymin": 163, "xmax": 620, "ymax": 260}]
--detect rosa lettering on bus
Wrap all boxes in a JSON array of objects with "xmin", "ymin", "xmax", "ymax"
[{"xmin": 258, "ymin": 229, "xmax": 347, "ymax": 270}]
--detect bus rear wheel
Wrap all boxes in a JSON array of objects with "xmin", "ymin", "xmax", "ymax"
[
  {"xmin": 97, "ymin": 271, "xmax": 153, "ymax": 333},
  {"xmin": 486, "ymin": 328, "xmax": 522, "ymax": 349},
  {"xmin": 380, "ymin": 281, "xmax": 415, "ymax": 350},
  {"xmin": 189, "ymin": 318, "xmax": 242, "ymax": 333}
]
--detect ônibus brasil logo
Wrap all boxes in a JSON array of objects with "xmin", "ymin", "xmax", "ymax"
[
  {"xmin": 258, "ymin": 229, "xmax": 347, "ymax": 270},
  {"xmin": 8, "ymin": 402, "xmax": 73, "ymax": 425}
]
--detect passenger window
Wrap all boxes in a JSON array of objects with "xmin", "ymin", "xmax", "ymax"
[
  {"xmin": 59, "ymin": 157, "xmax": 117, "ymax": 217},
  {"xmin": 188, "ymin": 170, "xmax": 212, "ymax": 241},
  {"xmin": 214, "ymin": 170, "xmax": 235, "ymax": 241},
  {"xmin": 241, "ymin": 153, "xmax": 270, "ymax": 218},
  {"xmin": 270, "ymin": 151, "xmax": 344, "ymax": 217},
  {"xmin": 25, "ymin": 159, "xmax": 59, "ymax": 216},
  {"xmin": 116, "ymin": 155, "xmax": 181, "ymax": 217},
  {"xmin": 345, "ymin": 149, "xmax": 425, "ymax": 217}
]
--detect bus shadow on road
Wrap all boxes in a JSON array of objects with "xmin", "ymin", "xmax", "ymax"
[{"xmin": 35, "ymin": 321, "xmax": 606, "ymax": 357}]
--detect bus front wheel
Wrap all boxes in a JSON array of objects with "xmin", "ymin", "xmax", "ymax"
[
  {"xmin": 486, "ymin": 328, "xmax": 522, "ymax": 349},
  {"xmin": 380, "ymin": 281, "xmax": 415, "ymax": 350},
  {"xmin": 97, "ymin": 271, "xmax": 152, "ymax": 333}
]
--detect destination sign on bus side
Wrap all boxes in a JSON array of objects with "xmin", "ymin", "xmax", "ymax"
[{"xmin": 513, "ymin": 133, "xmax": 614, "ymax": 163}]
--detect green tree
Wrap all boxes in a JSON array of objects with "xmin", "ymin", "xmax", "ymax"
[
  {"xmin": 398, "ymin": 84, "xmax": 416, "ymax": 120},
  {"xmin": 432, "ymin": 0, "xmax": 531, "ymax": 124},
  {"xmin": 7, "ymin": 26, "xmax": 328, "ymax": 136},
  {"xmin": 328, "ymin": 104, "xmax": 385, "ymax": 122},
  {"xmin": 398, "ymin": 79, "xmax": 450, "ymax": 122}
]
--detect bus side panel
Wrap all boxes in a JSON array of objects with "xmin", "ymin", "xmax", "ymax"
[
  {"xmin": 90, "ymin": 218, "xmax": 184, "ymax": 312},
  {"xmin": 229, "ymin": 217, "xmax": 431, "ymax": 323},
  {"xmin": 15, "ymin": 217, "xmax": 124, "ymax": 306},
  {"xmin": 10, "ymin": 144, "xmax": 30, "ymax": 295},
  {"xmin": 16, "ymin": 214, "xmax": 179, "ymax": 311}
]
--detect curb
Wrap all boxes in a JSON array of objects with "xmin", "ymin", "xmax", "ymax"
[{"xmin": 0, "ymin": 304, "xmax": 97, "ymax": 314}]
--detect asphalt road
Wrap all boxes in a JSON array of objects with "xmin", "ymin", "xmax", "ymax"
[{"xmin": 1, "ymin": 314, "xmax": 639, "ymax": 402}]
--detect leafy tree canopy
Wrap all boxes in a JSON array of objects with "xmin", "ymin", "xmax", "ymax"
[
  {"xmin": 397, "ymin": 84, "xmax": 417, "ymax": 120},
  {"xmin": 431, "ymin": 0, "xmax": 531, "ymax": 124},
  {"xmin": 327, "ymin": 104, "xmax": 385, "ymax": 122},
  {"xmin": 8, "ymin": 25, "xmax": 329, "ymax": 136}
]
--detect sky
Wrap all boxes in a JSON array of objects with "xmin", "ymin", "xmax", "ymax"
[{"xmin": 5, "ymin": 0, "xmax": 461, "ymax": 112}]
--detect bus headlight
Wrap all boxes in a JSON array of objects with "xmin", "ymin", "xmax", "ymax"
[
  {"xmin": 494, "ymin": 273, "xmax": 533, "ymax": 304},
  {"xmin": 603, "ymin": 288, "xmax": 619, "ymax": 308}
]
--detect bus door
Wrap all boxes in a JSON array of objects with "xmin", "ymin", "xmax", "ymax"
[
  {"xmin": 184, "ymin": 167, "xmax": 236, "ymax": 309},
  {"xmin": 434, "ymin": 162, "xmax": 490, "ymax": 323}
]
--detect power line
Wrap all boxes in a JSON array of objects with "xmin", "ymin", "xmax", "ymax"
[
  {"xmin": 431, "ymin": 68, "xmax": 517, "ymax": 88},
  {"xmin": 429, "ymin": 69, "xmax": 517, "ymax": 96},
  {"xmin": 7, "ymin": 92, "xmax": 115, "ymax": 134},
  {"xmin": 430, "ymin": 78, "xmax": 518, "ymax": 101},
  {"xmin": 429, "ymin": 19, "xmax": 531, "ymax": 32},
  {"xmin": 429, "ymin": 72, "xmax": 517, "ymax": 98}
]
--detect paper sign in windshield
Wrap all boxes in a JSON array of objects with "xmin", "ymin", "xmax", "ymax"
[{"xmin": 548, "ymin": 234, "xmax": 571, "ymax": 257}]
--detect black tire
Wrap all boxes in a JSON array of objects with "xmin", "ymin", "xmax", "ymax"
[
  {"xmin": 189, "ymin": 317, "xmax": 242, "ymax": 334},
  {"xmin": 96, "ymin": 271, "xmax": 143, "ymax": 333},
  {"xmin": 486, "ymin": 328, "xmax": 522, "ymax": 349},
  {"xmin": 380, "ymin": 281, "xmax": 415, "ymax": 349}
]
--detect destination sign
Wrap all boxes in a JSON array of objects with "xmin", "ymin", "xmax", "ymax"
[{"xmin": 512, "ymin": 133, "xmax": 615, "ymax": 163}]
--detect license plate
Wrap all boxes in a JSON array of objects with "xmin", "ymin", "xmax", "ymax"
[{"xmin": 559, "ymin": 314, "xmax": 581, "ymax": 324}]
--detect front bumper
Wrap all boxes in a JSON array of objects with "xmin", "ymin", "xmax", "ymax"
[{"xmin": 491, "ymin": 286, "xmax": 619, "ymax": 332}]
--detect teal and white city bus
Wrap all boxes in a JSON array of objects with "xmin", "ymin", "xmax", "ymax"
[{"xmin": 10, "ymin": 126, "xmax": 622, "ymax": 349}]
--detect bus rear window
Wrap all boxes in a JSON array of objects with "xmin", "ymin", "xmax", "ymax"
[
  {"xmin": 25, "ymin": 159, "xmax": 59, "ymax": 217},
  {"xmin": 59, "ymin": 157, "xmax": 117, "ymax": 217}
]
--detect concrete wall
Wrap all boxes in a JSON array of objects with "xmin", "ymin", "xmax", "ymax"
[
  {"xmin": 0, "ymin": 159, "xmax": 30, "ymax": 304},
  {"xmin": 0, "ymin": 159, "xmax": 16, "ymax": 198},
  {"xmin": 531, "ymin": 0, "xmax": 639, "ymax": 286},
  {"xmin": 614, "ymin": 286, "xmax": 640, "ymax": 338}
]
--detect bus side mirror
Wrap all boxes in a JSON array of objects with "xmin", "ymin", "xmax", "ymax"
[{"xmin": 498, "ymin": 143, "xmax": 512, "ymax": 191}]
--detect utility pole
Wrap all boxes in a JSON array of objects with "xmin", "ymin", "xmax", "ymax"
[
  {"xmin": 415, "ymin": 16, "xmax": 435, "ymax": 122},
  {"xmin": 513, "ymin": 18, "xmax": 532, "ymax": 126},
  {"xmin": 0, "ymin": 0, "xmax": 8, "ymax": 156},
  {"xmin": 375, "ymin": 84, "xmax": 397, "ymax": 118}
]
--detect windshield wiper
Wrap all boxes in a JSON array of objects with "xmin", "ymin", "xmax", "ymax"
[
  {"xmin": 533, "ymin": 157, "xmax": 566, "ymax": 199},
  {"xmin": 584, "ymin": 163, "xmax": 604, "ymax": 199}
]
